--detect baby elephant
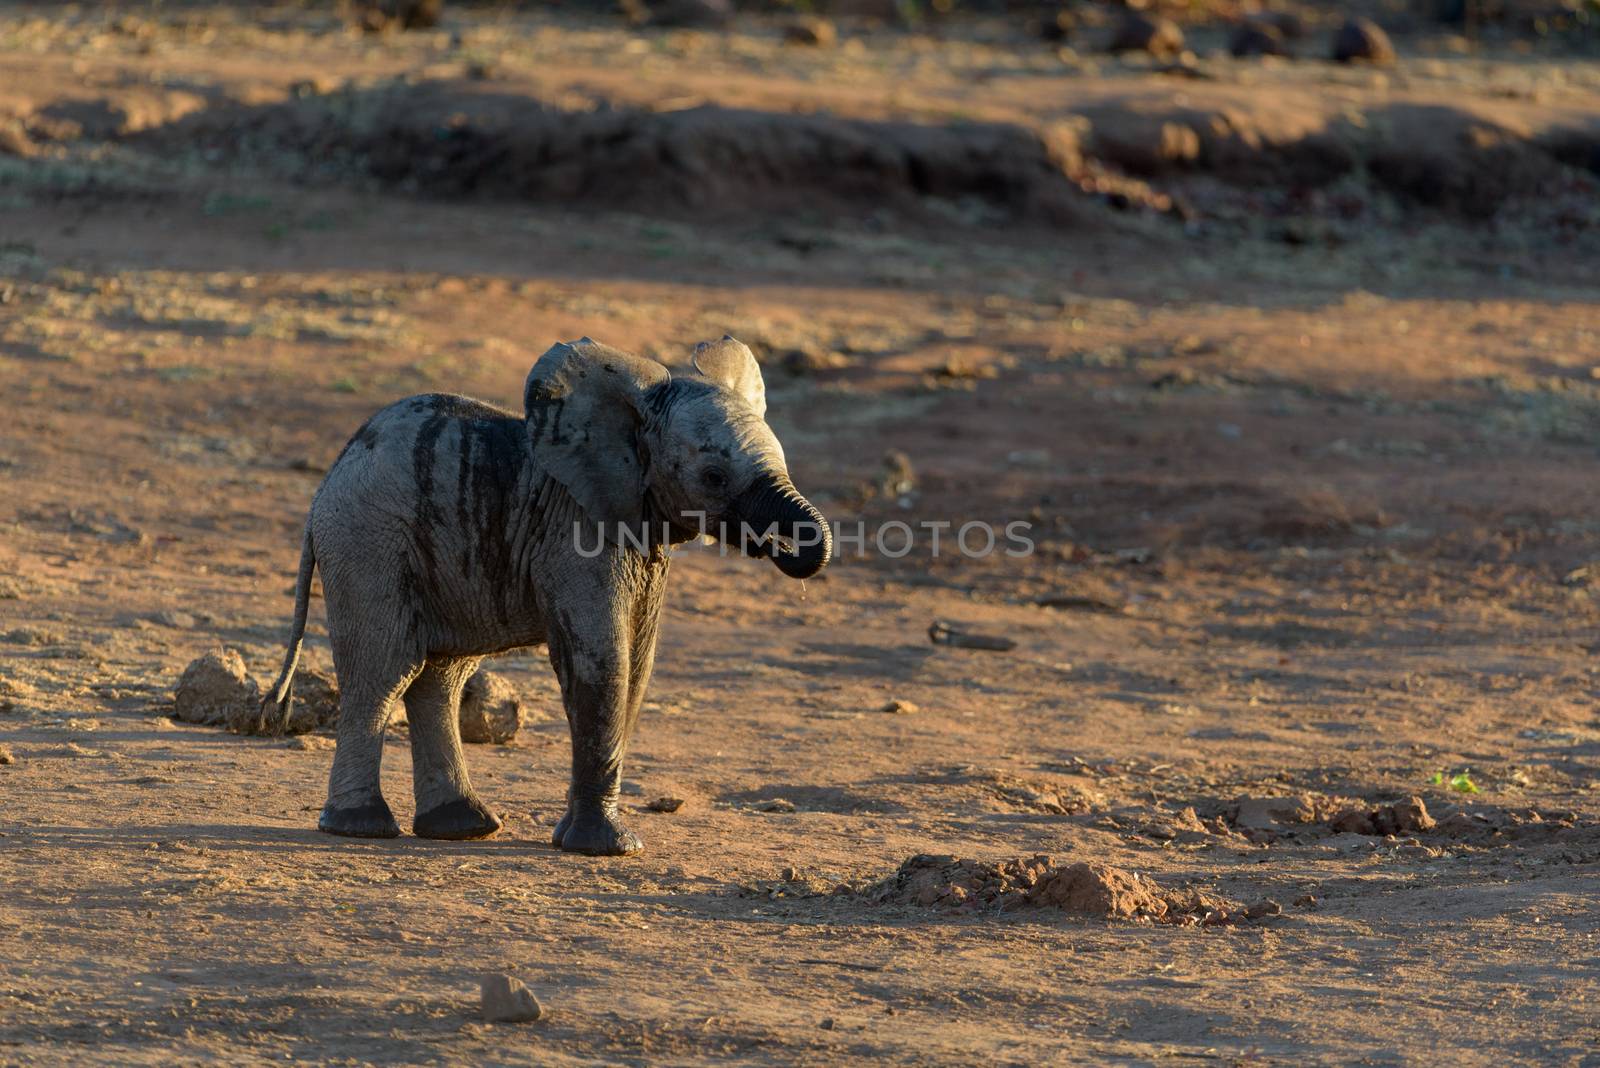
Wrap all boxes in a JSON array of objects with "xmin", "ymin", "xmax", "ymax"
[{"xmin": 260, "ymin": 337, "xmax": 832, "ymax": 854}]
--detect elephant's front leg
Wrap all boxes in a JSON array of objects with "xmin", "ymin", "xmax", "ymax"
[
  {"xmin": 406, "ymin": 657, "xmax": 503, "ymax": 841},
  {"xmin": 547, "ymin": 617, "xmax": 643, "ymax": 857}
]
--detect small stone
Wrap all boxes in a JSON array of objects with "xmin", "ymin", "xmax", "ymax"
[
  {"xmin": 480, "ymin": 974, "xmax": 543, "ymax": 1024},
  {"xmin": 1108, "ymin": 14, "xmax": 1184, "ymax": 60},
  {"xmin": 0, "ymin": 745, "xmax": 13, "ymax": 765},
  {"xmin": 782, "ymin": 17, "xmax": 836, "ymax": 47},
  {"xmin": 880, "ymin": 698, "xmax": 918, "ymax": 715},
  {"xmin": 758, "ymin": 798, "xmax": 796, "ymax": 813},
  {"xmin": 458, "ymin": 669, "xmax": 524, "ymax": 744},
  {"xmin": 819, "ymin": 1017, "xmax": 836, "ymax": 1030},
  {"xmin": 1244, "ymin": 898, "xmax": 1283, "ymax": 919},
  {"xmin": 1293, "ymin": 893, "xmax": 1317, "ymax": 909},
  {"xmin": 782, "ymin": 866, "xmax": 801, "ymax": 881},
  {"xmin": 1331, "ymin": 17, "xmax": 1395, "ymax": 66},
  {"xmin": 646, "ymin": 796, "xmax": 685, "ymax": 813},
  {"xmin": 149, "ymin": 610, "xmax": 197, "ymax": 630},
  {"xmin": 173, "ymin": 650, "xmax": 260, "ymax": 728}
]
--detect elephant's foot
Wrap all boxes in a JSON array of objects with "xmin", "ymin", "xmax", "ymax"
[
  {"xmin": 318, "ymin": 798, "xmax": 401, "ymax": 839},
  {"xmin": 414, "ymin": 795, "xmax": 503, "ymax": 841},
  {"xmin": 552, "ymin": 804, "xmax": 642, "ymax": 856}
]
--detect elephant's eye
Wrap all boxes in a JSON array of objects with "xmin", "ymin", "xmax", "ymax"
[{"xmin": 702, "ymin": 468, "xmax": 729, "ymax": 492}]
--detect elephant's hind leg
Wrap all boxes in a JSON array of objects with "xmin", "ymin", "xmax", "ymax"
[
  {"xmin": 407, "ymin": 657, "xmax": 503, "ymax": 841},
  {"xmin": 320, "ymin": 639, "xmax": 420, "ymax": 839}
]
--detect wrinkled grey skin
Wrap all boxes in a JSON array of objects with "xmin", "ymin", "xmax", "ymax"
[{"xmin": 260, "ymin": 336, "xmax": 831, "ymax": 854}]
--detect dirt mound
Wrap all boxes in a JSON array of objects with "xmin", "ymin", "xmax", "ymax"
[
  {"xmin": 172, "ymin": 654, "xmax": 525, "ymax": 742},
  {"xmin": 868, "ymin": 854, "xmax": 1247, "ymax": 925},
  {"xmin": 1329, "ymin": 797, "xmax": 1437, "ymax": 836},
  {"xmin": 458, "ymin": 669, "xmax": 526, "ymax": 745},
  {"xmin": 136, "ymin": 81, "xmax": 1096, "ymax": 225},
  {"xmin": 172, "ymin": 649, "xmax": 259, "ymax": 728},
  {"xmin": 1077, "ymin": 99, "xmax": 1600, "ymax": 219}
]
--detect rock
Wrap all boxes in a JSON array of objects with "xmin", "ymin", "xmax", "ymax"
[
  {"xmin": 1108, "ymin": 14, "xmax": 1185, "ymax": 60},
  {"xmin": 1244, "ymin": 898, "xmax": 1283, "ymax": 919},
  {"xmin": 149, "ymin": 609, "xmax": 197, "ymax": 630},
  {"xmin": 1373, "ymin": 796, "xmax": 1436, "ymax": 836},
  {"xmin": 881, "ymin": 449, "xmax": 916, "ymax": 497},
  {"xmin": 1038, "ymin": 8, "xmax": 1076, "ymax": 42},
  {"xmin": 173, "ymin": 650, "xmax": 260, "ymax": 728},
  {"xmin": 648, "ymin": 0, "xmax": 733, "ymax": 29},
  {"xmin": 757, "ymin": 798, "xmax": 796, "ymax": 813},
  {"xmin": 1293, "ymin": 893, "xmax": 1317, "ymax": 908},
  {"xmin": 354, "ymin": 0, "xmax": 442, "ymax": 32},
  {"xmin": 880, "ymin": 698, "xmax": 918, "ymax": 715},
  {"xmin": 1230, "ymin": 20, "xmax": 1290, "ymax": 57},
  {"xmin": 782, "ymin": 17, "xmax": 836, "ymax": 47},
  {"xmin": 1331, "ymin": 17, "xmax": 1395, "ymax": 65},
  {"xmin": 480, "ymin": 974, "xmax": 543, "ymax": 1024},
  {"xmin": 646, "ymin": 796, "xmax": 686, "ymax": 813},
  {"xmin": 0, "ymin": 745, "xmax": 13, "ymax": 765},
  {"xmin": 458, "ymin": 669, "xmax": 524, "ymax": 744}
]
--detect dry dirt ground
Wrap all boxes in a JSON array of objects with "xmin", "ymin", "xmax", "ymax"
[{"xmin": 2, "ymin": 3, "xmax": 1600, "ymax": 1065}]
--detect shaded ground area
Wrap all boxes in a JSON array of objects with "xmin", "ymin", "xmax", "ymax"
[{"xmin": 1, "ymin": 3, "xmax": 1599, "ymax": 1065}]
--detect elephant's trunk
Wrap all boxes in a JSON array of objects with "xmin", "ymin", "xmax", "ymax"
[{"xmin": 731, "ymin": 473, "xmax": 833, "ymax": 580}]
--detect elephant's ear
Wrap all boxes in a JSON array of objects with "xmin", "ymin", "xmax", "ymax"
[
  {"xmin": 691, "ymin": 335, "xmax": 766, "ymax": 419},
  {"xmin": 524, "ymin": 338, "xmax": 671, "ymax": 527}
]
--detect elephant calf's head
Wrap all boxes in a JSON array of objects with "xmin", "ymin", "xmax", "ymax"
[{"xmin": 525, "ymin": 335, "xmax": 832, "ymax": 580}]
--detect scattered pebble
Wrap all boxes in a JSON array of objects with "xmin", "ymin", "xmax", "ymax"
[
  {"xmin": 646, "ymin": 796, "xmax": 686, "ymax": 813},
  {"xmin": 880, "ymin": 699, "xmax": 918, "ymax": 715},
  {"xmin": 480, "ymin": 974, "xmax": 544, "ymax": 1024},
  {"xmin": 757, "ymin": 798, "xmax": 796, "ymax": 813},
  {"xmin": 0, "ymin": 745, "xmax": 14, "ymax": 765}
]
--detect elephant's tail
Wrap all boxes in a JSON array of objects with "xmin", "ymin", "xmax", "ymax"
[{"xmin": 260, "ymin": 520, "xmax": 316, "ymax": 735}]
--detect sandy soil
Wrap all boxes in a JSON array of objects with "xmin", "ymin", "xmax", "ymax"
[{"xmin": 2, "ymin": 4, "xmax": 1599, "ymax": 1065}]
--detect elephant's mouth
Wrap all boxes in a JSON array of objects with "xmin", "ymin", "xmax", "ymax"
[{"xmin": 720, "ymin": 474, "xmax": 833, "ymax": 580}]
